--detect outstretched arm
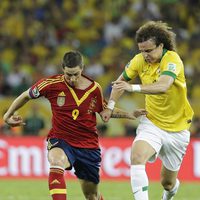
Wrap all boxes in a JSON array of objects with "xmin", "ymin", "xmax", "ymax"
[
  {"xmin": 100, "ymin": 107, "xmax": 147, "ymax": 122},
  {"xmin": 3, "ymin": 90, "xmax": 31, "ymax": 127},
  {"xmin": 113, "ymin": 75, "xmax": 174, "ymax": 94},
  {"xmin": 101, "ymin": 74, "xmax": 127, "ymax": 122}
]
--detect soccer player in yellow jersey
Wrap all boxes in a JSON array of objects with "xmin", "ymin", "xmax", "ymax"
[{"xmin": 101, "ymin": 21, "xmax": 194, "ymax": 200}]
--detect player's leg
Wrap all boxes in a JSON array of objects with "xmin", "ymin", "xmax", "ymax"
[
  {"xmin": 160, "ymin": 130, "xmax": 190, "ymax": 200},
  {"xmin": 161, "ymin": 165, "xmax": 179, "ymax": 200},
  {"xmin": 74, "ymin": 148, "xmax": 103, "ymax": 200},
  {"xmin": 47, "ymin": 139, "xmax": 71, "ymax": 200},
  {"xmin": 79, "ymin": 179, "xmax": 103, "ymax": 200},
  {"xmin": 130, "ymin": 117, "xmax": 162, "ymax": 200},
  {"xmin": 130, "ymin": 140, "xmax": 156, "ymax": 200}
]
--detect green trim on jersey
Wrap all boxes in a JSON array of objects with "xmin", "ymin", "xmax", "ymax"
[
  {"xmin": 161, "ymin": 71, "xmax": 177, "ymax": 79},
  {"xmin": 123, "ymin": 71, "xmax": 132, "ymax": 81},
  {"xmin": 161, "ymin": 48, "xmax": 168, "ymax": 60}
]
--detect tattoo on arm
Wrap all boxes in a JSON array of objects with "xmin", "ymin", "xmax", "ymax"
[{"xmin": 111, "ymin": 111, "xmax": 131, "ymax": 119}]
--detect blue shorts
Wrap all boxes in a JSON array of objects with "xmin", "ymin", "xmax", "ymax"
[{"xmin": 47, "ymin": 138, "xmax": 101, "ymax": 184}]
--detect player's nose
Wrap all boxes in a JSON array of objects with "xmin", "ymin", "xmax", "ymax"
[{"xmin": 70, "ymin": 76, "xmax": 76, "ymax": 82}]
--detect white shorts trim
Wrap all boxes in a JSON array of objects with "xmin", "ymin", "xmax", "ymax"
[{"xmin": 134, "ymin": 116, "xmax": 190, "ymax": 171}]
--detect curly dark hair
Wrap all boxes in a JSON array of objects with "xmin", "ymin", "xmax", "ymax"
[{"xmin": 136, "ymin": 21, "xmax": 176, "ymax": 51}]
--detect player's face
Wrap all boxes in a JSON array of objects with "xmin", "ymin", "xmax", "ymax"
[
  {"xmin": 63, "ymin": 66, "xmax": 83, "ymax": 87},
  {"xmin": 138, "ymin": 39, "xmax": 163, "ymax": 64}
]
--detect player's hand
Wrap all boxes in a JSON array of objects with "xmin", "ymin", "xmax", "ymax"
[
  {"xmin": 112, "ymin": 81, "xmax": 132, "ymax": 92},
  {"xmin": 100, "ymin": 108, "xmax": 113, "ymax": 122},
  {"xmin": 4, "ymin": 115, "xmax": 26, "ymax": 127},
  {"xmin": 133, "ymin": 109, "xmax": 147, "ymax": 118}
]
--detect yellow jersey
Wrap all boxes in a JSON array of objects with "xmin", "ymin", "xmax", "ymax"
[{"xmin": 123, "ymin": 49, "xmax": 194, "ymax": 132}]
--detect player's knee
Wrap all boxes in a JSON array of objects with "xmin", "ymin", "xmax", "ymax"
[
  {"xmin": 161, "ymin": 179, "xmax": 175, "ymax": 191},
  {"xmin": 49, "ymin": 160, "xmax": 65, "ymax": 168},
  {"xmin": 48, "ymin": 148, "xmax": 70, "ymax": 168},
  {"xmin": 130, "ymin": 153, "xmax": 147, "ymax": 165},
  {"xmin": 48, "ymin": 154, "xmax": 67, "ymax": 168}
]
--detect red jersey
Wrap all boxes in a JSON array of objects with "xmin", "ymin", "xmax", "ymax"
[{"xmin": 29, "ymin": 74, "xmax": 106, "ymax": 149}]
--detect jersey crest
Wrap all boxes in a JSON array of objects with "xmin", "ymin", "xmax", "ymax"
[{"xmin": 57, "ymin": 91, "xmax": 66, "ymax": 107}]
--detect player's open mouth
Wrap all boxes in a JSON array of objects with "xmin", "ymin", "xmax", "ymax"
[{"xmin": 145, "ymin": 58, "xmax": 151, "ymax": 63}]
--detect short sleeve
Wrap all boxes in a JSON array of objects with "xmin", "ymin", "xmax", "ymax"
[
  {"xmin": 160, "ymin": 52, "xmax": 183, "ymax": 79},
  {"xmin": 29, "ymin": 78, "xmax": 48, "ymax": 99},
  {"xmin": 123, "ymin": 54, "xmax": 141, "ymax": 81}
]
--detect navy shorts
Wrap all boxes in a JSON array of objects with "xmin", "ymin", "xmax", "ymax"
[{"xmin": 47, "ymin": 138, "xmax": 101, "ymax": 184}]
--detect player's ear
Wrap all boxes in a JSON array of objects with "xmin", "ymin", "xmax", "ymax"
[{"xmin": 62, "ymin": 63, "xmax": 65, "ymax": 69}]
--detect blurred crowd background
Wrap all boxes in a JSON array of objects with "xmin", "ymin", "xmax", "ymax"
[{"xmin": 0, "ymin": 0, "xmax": 200, "ymax": 137}]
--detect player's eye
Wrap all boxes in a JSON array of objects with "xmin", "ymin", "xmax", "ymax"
[
  {"xmin": 140, "ymin": 46, "xmax": 158, "ymax": 53},
  {"xmin": 66, "ymin": 73, "xmax": 79, "ymax": 77}
]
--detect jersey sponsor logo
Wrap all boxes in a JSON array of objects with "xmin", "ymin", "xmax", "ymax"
[
  {"xmin": 32, "ymin": 87, "xmax": 40, "ymax": 98},
  {"xmin": 57, "ymin": 91, "xmax": 66, "ymax": 107},
  {"xmin": 133, "ymin": 189, "xmax": 141, "ymax": 194},
  {"xmin": 47, "ymin": 139, "xmax": 59, "ymax": 150},
  {"xmin": 167, "ymin": 63, "xmax": 176, "ymax": 72},
  {"xmin": 50, "ymin": 179, "xmax": 60, "ymax": 185},
  {"xmin": 156, "ymin": 68, "xmax": 160, "ymax": 74}
]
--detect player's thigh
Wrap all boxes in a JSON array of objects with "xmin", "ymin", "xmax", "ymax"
[
  {"xmin": 131, "ymin": 140, "xmax": 156, "ymax": 164},
  {"xmin": 132, "ymin": 116, "xmax": 162, "ymax": 164},
  {"xmin": 79, "ymin": 178, "xmax": 98, "ymax": 196},
  {"xmin": 161, "ymin": 165, "xmax": 178, "ymax": 187},
  {"xmin": 73, "ymin": 148, "xmax": 101, "ymax": 184},
  {"xmin": 159, "ymin": 130, "xmax": 190, "ymax": 171},
  {"xmin": 48, "ymin": 147, "xmax": 70, "ymax": 168}
]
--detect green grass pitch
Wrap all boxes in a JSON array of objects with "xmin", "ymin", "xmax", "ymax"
[{"xmin": 0, "ymin": 179, "xmax": 199, "ymax": 200}]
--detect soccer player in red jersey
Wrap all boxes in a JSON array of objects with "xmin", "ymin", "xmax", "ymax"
[{"xmin": 3, "ymin": 51, "xmax": 146, "ymax": 200}]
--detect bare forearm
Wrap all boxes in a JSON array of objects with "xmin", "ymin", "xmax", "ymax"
[
  {"xmin": 111, "ymin": 107, "xmax": 132, "ymax": 119},
  {"xmin": 133, "ymin": 75, "xmax": 174, "ymax": 94},
  {"xmin": 110, "ymin": 88, "xmax": 124, "ymax": 101},
  {"xmin": 140, "ymin": 82, "xmax": 167, "ymax": 94},
  {"xmin": 109, "ymin": 74, "xmax": 125, "ymax": 102},
  {"xmin": 4, "ymin": 91, "xmax": 30, "ymax": 119}
]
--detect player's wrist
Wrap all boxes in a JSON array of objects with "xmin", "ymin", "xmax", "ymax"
[
  {"xmin": 131, "ymin": 84, "xmax": 141, "ymax": 92},
  {"xmin": 107, "ymin": 100, "xmax": 116, "ymax": 110},
  {"xmin": 3, "ymin": 113, "xmax": 10, "ymax": 122}
]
